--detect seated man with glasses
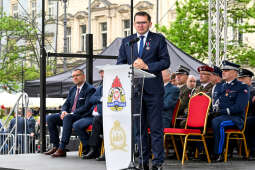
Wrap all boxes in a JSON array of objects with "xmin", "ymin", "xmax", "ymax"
[{"xmin": 44, "ymin": 69, "xmax": 95, "ymax": 157}]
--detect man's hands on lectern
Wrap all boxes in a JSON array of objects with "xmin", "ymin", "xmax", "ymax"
[
  {"xmin": 133, "ymin": 58, "xmax": 148, "ymax": 70},
  {"xmin": 61, "ymin": 111, "xmax": 68, "ymax": 120}
]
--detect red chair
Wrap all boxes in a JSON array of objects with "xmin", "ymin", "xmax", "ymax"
[
  {"xmin": 163, "ymin": 92, "xmax": 211, "ymax": 164},
  {"xmin": 164, "ymin": 99, "xmax": 181, "ymax": 159},
  {"xmin": 224, "ymin": 102, "xmax": 249, "ymax": 162}
]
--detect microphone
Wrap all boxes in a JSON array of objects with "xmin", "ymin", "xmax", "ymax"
[{"xmin": 127, "ymin": 37, "xmax": 140, "ymax": 46}]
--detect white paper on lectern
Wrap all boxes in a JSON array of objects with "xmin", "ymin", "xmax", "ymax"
[{"xmin": 102, "ymin": 65, "xmax": 132, "ymax": 170}]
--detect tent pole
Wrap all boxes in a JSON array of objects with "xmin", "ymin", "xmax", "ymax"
[
  {"xmin": 86, "ymin": 34, "xmax": 93, "ymax": 84},
  {"xmin": 40, "ymin": 0, "xmax": 46, "ymax": 153}
]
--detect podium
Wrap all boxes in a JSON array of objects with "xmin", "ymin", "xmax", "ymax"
[{"xmin": 97, "ymin": 64, "xmax": 155, "ymax": 170}]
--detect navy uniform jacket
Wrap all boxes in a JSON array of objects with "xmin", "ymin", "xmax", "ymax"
[
  {"xmin": 89, "ymin": 85, "xmax": 103, "ymax": 116},
  {"xmin": 62, "ymin": 82, "xmax": 96, "ymax": 117},
  {"xmin": 8, "ymin": 116, "xmax": 26, "ymax": 134},
  {"xmin": 248, "ymin": 87, "xmax": 255, "ymax": 116},
  {"xmin": 26, "ymin": 116, "xmax": 36, "ymax": 134},
  {"xmin": 212, "ymin": 79, "xmax": 250, "ymax": 129},
  {"xmin": 117, "ymin": 31, "xmax": 170, "ymax": 95},
  {"xmin": 163, "ymin": 83, "xmax": 180, "ymax": 127}
]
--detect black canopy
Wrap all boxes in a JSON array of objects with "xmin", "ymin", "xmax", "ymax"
[{"xmin": 24, "ymin": 38, "xmax": 204, "ymax": 98}]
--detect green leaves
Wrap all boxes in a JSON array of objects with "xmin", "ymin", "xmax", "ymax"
[
  {"xmin": 156, "ymin": 0, "xmax": 255, "ymax": 67},
  {"xmin": 0, "ymin": 12, "xmax": 54, "ymax": 92}
]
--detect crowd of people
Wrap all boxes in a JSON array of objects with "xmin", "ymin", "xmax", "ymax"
[
  {"xmin": 35, "ymin": 11, "xmax": 255, "ymax": 170},
  {"xmin": 0, "ymin": 108, "xmax": 37, "ymax": 154}
]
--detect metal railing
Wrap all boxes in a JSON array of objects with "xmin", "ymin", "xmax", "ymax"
[
  {"xmin": 0, "ymin": 133, "xmax": 36, "ymax": 154},
  {"xmin": 0, "ymin": 92, "xmax": 30, "ymax": 154}
]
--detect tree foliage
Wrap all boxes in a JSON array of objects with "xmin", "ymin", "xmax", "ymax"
[
  {"xmin": 156, "ymin": 0, "xmax": 255, "ymax": 66},
  {"xmin": 0, "ymin": 12, "xmax": 55, "ymax": 92}
]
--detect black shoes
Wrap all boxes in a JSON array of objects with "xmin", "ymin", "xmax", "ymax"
[
  {"xmin": 248, "ymin": 152, "xmax": 255, "ymax": 161},
  {"xmin": 137, "ymin": 163, "xmax": 149, "ymax": 170},
  {"xmin": 96, "ymin": 153, "xmax": 105, "ymax": 161},
  {"xmin": 151, "ymin": 164, "xmax": 163, "ymax": 170},
  {"xmin": 81, "ymin": 148, "xmax": 89, "ymax": 157},
  {"xmin": 213, "ymin": 154, "xmax": 224, "ymax": 162},
  {"xmin": 82, "ymin": 147, "xmax": 98, "ymax": 159}
]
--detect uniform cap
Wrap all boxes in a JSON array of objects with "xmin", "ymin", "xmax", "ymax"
[
  {"xmin": 197, "ymin": 65, "xmax": 214, "ymax": 73},
  {"xmin": 221, "ymin": 60, "xmax": 240, "ymax": 71},
  {"xmin": 175, "ymin": 65, "xmax": 190, "ymax": 75},
  {"xmin": 213, "ymin": 65, "xmax": 222, "ymax": 78},
  {"xmin": 238, "ymin": 68, "xmax": 254, "ymax": 78}
]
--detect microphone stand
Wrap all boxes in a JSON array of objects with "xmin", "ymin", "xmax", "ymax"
[{"xmin": 121, "ymin": 40, "xmax": 141, "ymax": 170}]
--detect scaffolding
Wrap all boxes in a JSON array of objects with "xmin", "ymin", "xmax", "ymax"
[{"xmin": 208, "ymin": 0, "xmax": 228, "ymax": 66}]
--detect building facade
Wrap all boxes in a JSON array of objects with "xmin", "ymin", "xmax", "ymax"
[{"xmin": 5, "ymin": 0, "xmax": 255, "ymax": 71}]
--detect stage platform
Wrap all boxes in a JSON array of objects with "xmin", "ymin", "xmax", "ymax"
[{"xmin": 0, "ymin": 152, "xmax": 255, "ymax": 170}]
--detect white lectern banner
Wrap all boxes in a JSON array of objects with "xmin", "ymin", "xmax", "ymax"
[{"xmin": 103, "ymin": 65, "xmax": 132, "ymax": 170}]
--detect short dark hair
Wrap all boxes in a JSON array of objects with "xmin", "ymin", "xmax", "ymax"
[
  {"xmin": 134, "ymin": 11, "xmax": 151, "ymax": 22},
  {"xmin": 73, "ymin": 69, "xmax": 84, "ymax": 74}
]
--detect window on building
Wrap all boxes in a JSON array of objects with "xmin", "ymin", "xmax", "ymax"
[
  {"xmin": 12, "ymin": 4, "xmax": 18, "ymax": 18},
  {"xmin": 80, "ymin": 25, "xmax": 86, "ymax": 52},
  {"xmin": 67, "ymin": 27, "xmax": 71, "ymax": 52},
  {"xmin": 101, "ymin": 22, "xmax": 107, "ymax": 49},
  {"xmin": 31, "ymin": 1, "xmax": 36, "ymax": 19},
  {"xmin": 123, "ymin": 19, "xmax": 131, "ymax": 37},
  {"xmin": 48, "ymin": 0, "xmax": 54, "ymax": 18}
]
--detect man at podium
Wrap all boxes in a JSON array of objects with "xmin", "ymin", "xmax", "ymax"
[{"xmin": 117, "ymin": 11, "xmax": 170, "ymax": 170}]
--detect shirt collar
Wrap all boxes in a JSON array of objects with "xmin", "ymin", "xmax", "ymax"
[
  {"xmin": 164, "ymin": 82, "xmax": 170, "ymax": 86},
  {"xmin": 226, "ymin": 79, "xmax": 234, "ymax": 84},
  {"xmin": 137, "ymin": 31, "xmax": 149, "ymax": 39},
  {"xmin": 177, "ymin": 84, "xmax": 184, "ymax": 88},
  {"xmin": 201, "ymin": 82, "xmax": 209, "ymax": 88},
  {"xmin": 77, "ymin": 82, "xmax": 85, "ymax": 91}
]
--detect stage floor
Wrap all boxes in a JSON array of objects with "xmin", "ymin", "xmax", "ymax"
[{"xmin": 0, "ymin": 152, "xmax": 255, "ymax": 170}]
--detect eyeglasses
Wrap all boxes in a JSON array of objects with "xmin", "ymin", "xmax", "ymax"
[
  {"xmin": 72, "ymin": 74, "xmax": 82, "ymax": 78},
  {"xmin": 135, "ymin": 21, "xmax": 148, "ymax": 25}
]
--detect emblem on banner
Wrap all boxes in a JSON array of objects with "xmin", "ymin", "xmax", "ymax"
[
  {"xmin": 109, "ymin": 120, "xmax": 127, "ymax": 152},
  {"xmin": 107, "ymin": 76, "xmax": 126, "ymax": 111}
]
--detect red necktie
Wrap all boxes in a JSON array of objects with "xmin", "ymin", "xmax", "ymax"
[
  {"xmin": 71, "ymin": 88, "xmax": 80, "ymax": 112},
  {"xmin": 94, "ymin": 105, "xmax": 98, "ymax": 112}
]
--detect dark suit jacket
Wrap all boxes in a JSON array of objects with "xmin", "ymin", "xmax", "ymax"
[
  {"xmin": 26, "ymin": 116, "xmax": 36, "ymax": 134},
  {"xmin": 62, "ymin": 82, "xmax": 96, "ymax": 117},
  {"xmin": 213, "ymin": 79, "xmax": 250, "ymax": 129},
  {"xmin": 90, "ymin": 85, "xmax": 103, "ymax": 116},
  {"xmin": 162, "ymin": 83, "xmax": 180, "ymax": 128},
  {"xmin": 8, "ymin": 116, "xmax": 26, "ymax": 134},
  {"xmin": 117, "ymin": 31, "xmax": 170, "ymax": 95},
  {"xmin": 248, "ymin": 87, "xmax": 255, "ymax": 116}
]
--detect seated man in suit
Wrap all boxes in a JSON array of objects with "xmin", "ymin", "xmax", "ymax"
[
  {"xmin": 73, "ymin": 70, "xmax": 104, "ymax": 160},
  {"xmin": 44, "ymin": 69, "xmax": 95, "ymax": 157},
  {"xmin": 238, "ymin": 68, "xmax": 255, "ymax": 160},
  {"xmin": 74, "ymin": 85, "xmax": 104, "ymax": 160},
  {"xmin": 161, "ymin": 69, "xmax": 180, "ymax": 128},
  {"xmin": 211, "ymin": 61, "xmax": 250, "ymax": 162}
]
